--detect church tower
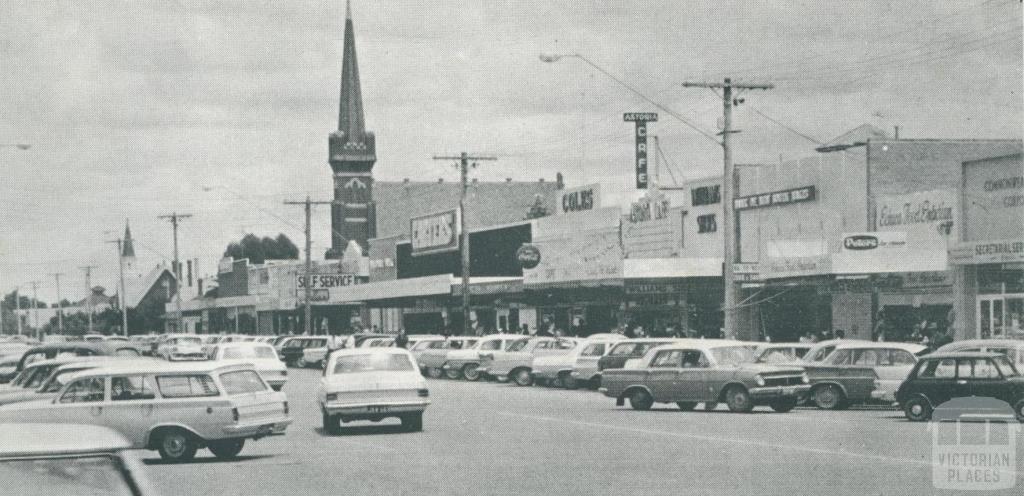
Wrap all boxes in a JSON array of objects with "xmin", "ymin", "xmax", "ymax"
[
  {"xmin": 328, "ymin": 0, "xmax": 376, "ymax": 257},
  {"xmin": 121, "ymin": 219, "xmax": 138, "ymax": 277}
]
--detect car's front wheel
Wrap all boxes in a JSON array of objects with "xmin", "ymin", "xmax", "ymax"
[
  {"xmin": 444, "ymin": 365, "xmax": 462, "ymax": 380},
  {"xmin": 812, "ymin": 384, "xmax": 846, "ymax": 410},
  {"xmin": 904, "ymin": 396, "xmax": 933, "ymax": 422},
  {"xmin": 462, "ymin": 364, "xmax": 481, "ymax": 381},
  {"xmin": 401, "ymin": 412, "xmax": 423, "ymax": 432},
  {"xmin": 426, "ymin": 367, "xmax": 443, "ymax": 379},
  {"xmin": 725, "ymin": 386, "xmax": 754, "ymax": 413},
  {"xmin": 208, "ymin": 439, "xmax": 245, "ymax": 459},
  {"xmin": 628, "ymin": 389, "xmax": 653, "ymax": 411},
  {"xmin": 770, "ymin": 398, "xmax": 798, "ymax": 413},
  {"xmin": 512, "ymin": 369, "xmax": 533, "ymax": 387},
  {"xmin": 157, "ymin": 429, "xmax": 198, "ymax": 462},
  {"xmin": 1014, "ymin": 399, "xmax": 1024, "ymax": 422}
]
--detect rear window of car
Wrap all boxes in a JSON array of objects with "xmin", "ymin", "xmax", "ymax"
[
  {"xmin": 219, "ymin": 370, "xmax": 268, "ymax": 395},
  {"xmin": 156, "ymin": 374, "xmax": 220, "ymax": 398},
  {"xmin": 480, "ymin": 340, "xmax": 503, "ymax": 351},
  {"xmin": 580, "ymin": 343, "xmax": 606, "ymax": 357},
  {"xmin": 332, "ymin": 353, "xmax": 415, "ymax": 374}
]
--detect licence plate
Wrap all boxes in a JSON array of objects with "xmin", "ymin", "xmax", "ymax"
[{"xmin": 367, "ymin": 406, "xmax": 389, "ymax": 413}]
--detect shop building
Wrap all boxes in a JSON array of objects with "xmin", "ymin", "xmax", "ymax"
[
  {"xmin": 950, "ymin": 153, "xmax": 1024, "ymax": 340},
  {"xmin": 735, "ymin": 128, "xmax": 1022, "ymax": 342}
]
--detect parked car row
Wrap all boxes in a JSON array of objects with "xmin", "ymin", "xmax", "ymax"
[{"xmin": 413, "ymin": 333, "xmax": 1024, "ymax": 420}]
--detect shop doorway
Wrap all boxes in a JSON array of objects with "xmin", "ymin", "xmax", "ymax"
[{"xmin": 978, "ymin": 295, "xmax": 1024, "ymax": 339}]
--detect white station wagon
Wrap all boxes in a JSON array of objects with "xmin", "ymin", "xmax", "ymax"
[
  {"xmin": 0, "ymin": 362, "xmax": 292, "ymax": 462},
  {"xmin": 318, "ymin": 348, "xmax": 429, "ymax": 434}
]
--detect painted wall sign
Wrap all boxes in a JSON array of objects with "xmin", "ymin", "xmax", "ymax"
[
  {"xmin": 410, "ymin": 209, "xmax": 459, "ymax": 256},
  {"xmin": 963, "ymin": 155, "xmax": 1024, "ymax": 243},
  {"xmin": 876, "ymin": 189, "xmax": 958, "ymax": 249},
  {"xmin": 558, "ymin": 184, "xmax": 600, "ymax": 215},
  {"xmin": 624, "ymin": 112, "xmax": 658, "ymax": 189},
  {"xmin": 733, "ymin": 186, "xmax": 816, "ymax": 210}
]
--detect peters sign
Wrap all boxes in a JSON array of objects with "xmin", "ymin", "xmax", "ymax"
[
  {"xmin": 624, "ymin": 112, "xmax": 658, "ymax": 189},
  {"xmin": 410, "ymin": 209, "xmax": 459, "ymax": 256},
  {"xmin": 557, "ymin": 184, "xmax": 600, "ymax": 215},
  {"xmin": 841, "ymin": 232, "xmax": 908, "ymax": 252}
]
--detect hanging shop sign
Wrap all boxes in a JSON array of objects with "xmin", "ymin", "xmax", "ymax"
[
  {"xmin": 296, "ymin": 273, "xmax": 358, "ymax": 289},
  {"xmin": 410, "ymin": 209, "xmax": 459, "ymax": 256},
  {"xmin": 557, "ymin": 184, "xmax": 600, "ymax": 215},
  {"xmin": 733, "ymin": 185, "xmax": 816, "ymax": 211},
  {"xmin": 515, "ymin": 244, "xmax": 542, "ymax": 269},
  {"xmin": 841, "ymin": 232, "xmax": 907, "ymax": 252},
  {"xmin": 624, "ymin": 112, "xmax": 658, "ymax": 189}
]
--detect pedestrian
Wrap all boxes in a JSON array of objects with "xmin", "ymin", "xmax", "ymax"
[
  {"xmin": 834, "ymin": 329, "xmax": 845, "ymax": 340},
  {"xmin": 873, "ymin": 310, "xmax": 889, "ymax": 342},
  {"xmin": 520, "ymin": 323, "xmax": 530, "ymax": 335},
  {"xmin": 634, "ymin": 325, "xmax": 646, "ymax": 338},
  {"xmin": 395, "ymin": 328, "xmax": 409, "ymax": 349}
]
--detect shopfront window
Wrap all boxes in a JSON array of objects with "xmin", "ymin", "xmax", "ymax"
[{"xmin": 978, "ymin": 295, "xmax": 1024, "ymax": 340}]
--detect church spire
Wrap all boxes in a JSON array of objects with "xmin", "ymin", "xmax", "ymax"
[
  {"xmin": 122, "ymin": 219, "xmax": 136, "ymax": 259},
  {"xmin": 338, "ymin": 0, "xmax": 365, "ymax": 142}
]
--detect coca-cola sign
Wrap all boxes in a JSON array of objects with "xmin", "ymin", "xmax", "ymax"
[{"xmin": 516, "ymin": 244, "xmax": 541, "ymax": 269}]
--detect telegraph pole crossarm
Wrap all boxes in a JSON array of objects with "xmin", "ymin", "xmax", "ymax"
[
  {"xmin": 681, "ymin": 78, "xmax": 772, "ymax": 341},
  {"xmin": 284, "ymin": 197, "xmax": 334, "ymax": 336},
  {"xmin": 431, "ymin": 153, "xmax": 497, "ymax": 336}
]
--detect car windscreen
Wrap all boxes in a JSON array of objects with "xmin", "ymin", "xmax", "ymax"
[
  {"xmin": 332, "ymin": 353, "xmax": 415, "ymax": 374},
  {"xmin": 222, "ymin": 346, "xmax": 277, "ymax": 360},
  {"xmin": 709, "ymin": 346, "xmax": 757, "ymax": 366},
  {"xmin": 41, "ymin": 367, "xmax": 90, "ymax": 393},
  {"xmin": 507, "ymin": 339, "xmax": 530, "ymax": 352},
  {"xmin": 0, "ymin": 455, "xmax": 136, "ymax": 496},
  {"xmin": 219, "ymin": 370, "xmax": 268, "ymax": 394}
]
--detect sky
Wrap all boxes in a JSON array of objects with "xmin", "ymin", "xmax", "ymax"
[{"xmin": 0, "ymin": 0, "xmax": 1021, "ymax": 304}]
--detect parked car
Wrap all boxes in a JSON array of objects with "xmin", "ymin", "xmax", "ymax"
[
  {"xmin": 407, "ymin": 336, "xmax": 447, "ymax": 360},
  {"xmin": 2, "ymin": 357, "xmax": 90, "ymax": 396},
  {"xmin": 0, "ymin": 354, "xmax": 20, "ymax": 384},
  {"xmin": 895, "ymin": 351, "xmax": 1024, "ymax": 422},
  {"xmin": 280, "ymin": 336, "xmax": 334, "ymax": 368},
  {"xmin": 0, "ymin": 423, "xmax": 159, "ymax": 495},
  {"xmin": 800, "ymin": 339, "xmax": 873, "ymax": 364},
  {"xmin": 155, "ymin": 335, "xmax": 207, "ymax": 361},
  {"xmin": 601, "ymin": 340, "xmax": 810, "ymax": 413},
  {"xmin": 568, "ymin": 335, "xmax": 627, "ymax": 389},
  {"xmin": 0, "ymin": 358, "xmax": 159, "ymax": 407},
  {"xmin": 477, "ymin": 337, "xmax": 578, "ymax": 386},
  {"xmin": 210, "ymin": 343, "xmax": 288, "ymax": 391},
  {"xmin": 416, "ymin": 337, "xmax": 479, "ymax": 378},
  {"xmin": 532, "ymin": 336, "xmax": 626, "ymax": 389},
  {"xmin": 317, "ymin": 348, "xmax": 429, "ymax": 434},
  {"xmin": 936, "ymin": 339, "xmax": 1024, "ymax": 368},
  {"xmin": 14, "ymin": 342, "xmax": 142, "ymax": 375},
  {"xmin": 360, "ymin": 337, "xmax": 395, "ymax": 348},
  {"xmin": 597, "ymin": 338, "xmax": 680, "ymax": 375},
  {"xmin": 0, "ymin": 361, "xmax": 292, "ymax": 462},
  {"xmin": 341, "ymin": 333, "xmax": 393, "ymax": 349},
  {"xmin": 753, "ymin": 343, "xmax": 813, "ymax": 363},
  {"xmin": 271, "ymin": 335, "xmax": 296, "ymax": 351},
  {"xmin": 442, "ymin": 334, "xmax": 522, "ymax": 381},
  {"xmin": 81, "ymin": 334, "xmax": 106, "ymax": 343},
  {"xmin": 818, "ymin": 342, "xmax": 928, "ymax": 403}
]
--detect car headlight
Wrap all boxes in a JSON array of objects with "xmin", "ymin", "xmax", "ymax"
[
  {"xmin": 801, "ymin": 373, "xmax": 810, "ymax": 384},
  {"xmin": 755, "ymin": 375, "xmax": 766, "ymax": 387}
]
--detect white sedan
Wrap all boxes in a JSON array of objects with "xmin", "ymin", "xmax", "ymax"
[
  {"xmin": 210, "ymin": 343, "xmax": 288, "ymax": 391},
  {"xmin": 317, "ymin": 348, "xmax": 429, "ymax": 434}
]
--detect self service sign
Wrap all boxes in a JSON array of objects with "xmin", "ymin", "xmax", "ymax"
[{"xmin": 624, "ymin": 112, "xmax": 657, "ymax": 189}]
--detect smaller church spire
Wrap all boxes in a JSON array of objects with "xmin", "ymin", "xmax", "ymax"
[{"xmin": 122, "ymin": 219, "xmax": 136, "ymax": 259}]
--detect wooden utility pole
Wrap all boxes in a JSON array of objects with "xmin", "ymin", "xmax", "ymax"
[
  {"xmin": 681, "ymin": 78, "xmax": 772, "ymax": 339},
  {"xmin": 284, "ymin": 197, "xmax": 333, "ymax": 336},
  {"xmin": 48, "ymin": 272, "xmax": 64, "ymax": 334},
  {"xmin": 29, "ymin": 281, "xmax": 40, "ymax": 339},
  {"xmin": 432, "ymin": 152, "xmax": 497, "ymax": 335},
  {"xmin": 80, "ymin": 265, "xmax": 98, "ymax": 334},
  {"xmin": 158, "ymin": 213, "xmax": 192, "ymax": 333},
  {"xmin": 14, "ymin": 286, "xmax": 22, "ymax": 335},
  {"xmin": 106, "ymin": 239, "xmax": 129, "ymax": 336}
]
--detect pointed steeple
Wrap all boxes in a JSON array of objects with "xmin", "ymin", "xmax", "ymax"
[
  {"xmin": 338, "ymin": 0, "xmax": 365, "ymax": 142},
  {"xmin": 122, "ymin": 219, "xmax": 136, "ymax": 259}
]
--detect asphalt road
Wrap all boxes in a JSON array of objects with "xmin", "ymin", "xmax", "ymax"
[{"xmin": 146, "ymin": 368, "xmax": 1024, "ymax": 495}]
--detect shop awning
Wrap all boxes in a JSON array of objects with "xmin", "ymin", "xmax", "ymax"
[{"xmin": 624, "ymin": 257, "xmax": 723, "ymax": 279}]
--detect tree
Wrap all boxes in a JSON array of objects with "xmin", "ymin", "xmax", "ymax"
[{"xmin": 224, "ymin": 233, "xmax": 299, "ymax": 264}]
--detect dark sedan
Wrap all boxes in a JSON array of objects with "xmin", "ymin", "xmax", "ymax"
[{"xmin": 896, "ymin": 351, "xmax": 1024, "ymax": 422}]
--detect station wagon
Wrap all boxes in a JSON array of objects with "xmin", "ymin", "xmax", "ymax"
[{"xmin": 0, "ymin": 362, "xmax": 292, "ymax": 462}]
